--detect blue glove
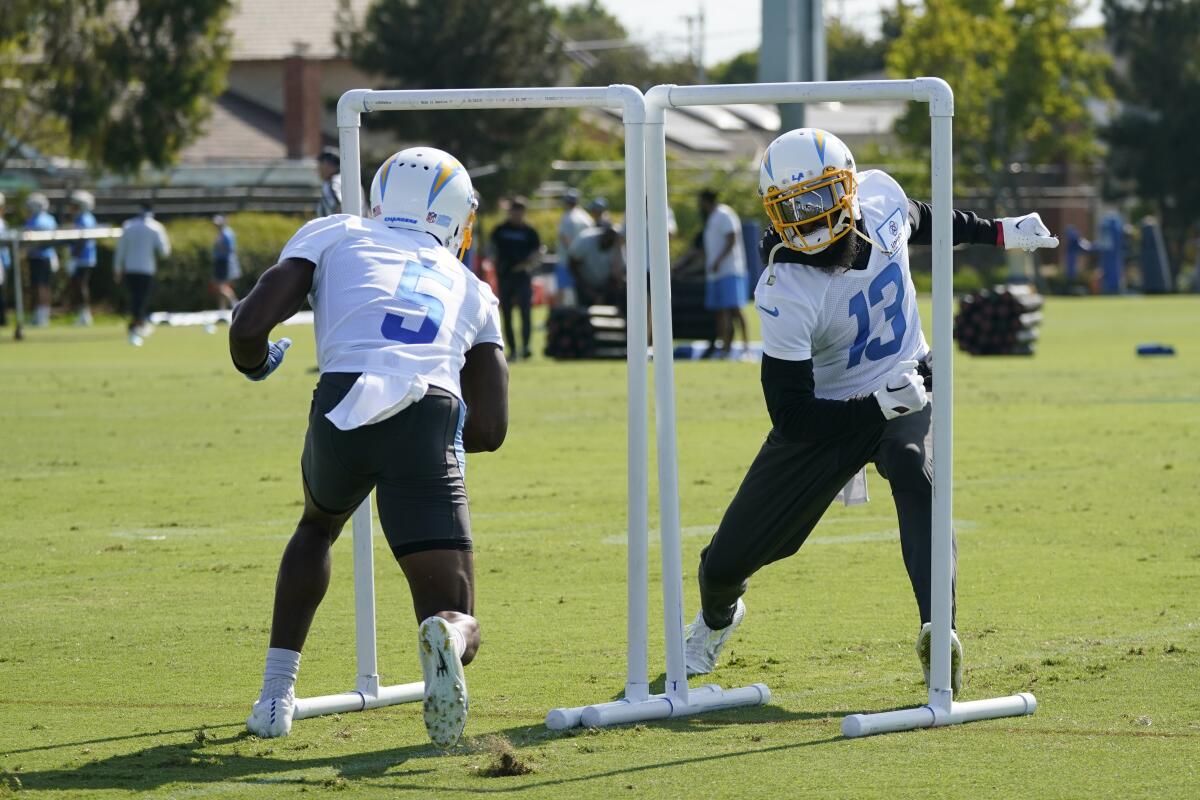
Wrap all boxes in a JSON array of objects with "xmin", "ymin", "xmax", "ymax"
[{"xmin": 244, "ymin": 338, "xmax": 292, "ymax": 381}]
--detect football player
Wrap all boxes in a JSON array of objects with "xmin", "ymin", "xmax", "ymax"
[
  {"xmin": 231, "ymin": 147, "xmax": 508, "ymax": 747},
  {"xmin": 684, "ymin": 129, "xmax": 1058, "ymax": 694}
]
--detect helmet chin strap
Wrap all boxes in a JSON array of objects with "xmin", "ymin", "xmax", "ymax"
[{"xmin": 850, "ymin": 223, "xmax": 885, "ymax": 251}]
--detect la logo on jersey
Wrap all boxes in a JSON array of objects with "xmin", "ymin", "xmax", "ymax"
[{"xmin": 875, "ymin": 208, "xmax": 905, "ymax": 255}]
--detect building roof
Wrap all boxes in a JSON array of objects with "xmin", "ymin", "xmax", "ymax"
[
  {"xmin": 228, "ymin": 0, "xmax": 373, "ymax": 61},
  {"xmin": 177, "ymin": 92, "xmax": 290, "ymax": 163}
]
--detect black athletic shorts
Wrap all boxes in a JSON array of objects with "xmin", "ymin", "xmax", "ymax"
[
  {"xmin": 29, "ymin": 257, "xmax": 54, "ymax": 287},
  {"xmin": 301, "ymin": 372, "xmax": 471, "ymax": 559}
]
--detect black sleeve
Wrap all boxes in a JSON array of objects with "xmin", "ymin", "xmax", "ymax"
[
  {"xmin": 761, "ymin": 355, "xmax": 885, "ymax": 443},
  {"xmin": 907, "ymin": 199, "xmax": 1000, "ymax": 246}
]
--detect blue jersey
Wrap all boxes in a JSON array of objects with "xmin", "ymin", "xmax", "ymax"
[
  {"xmin": 71, "ymin": 211, "xmax": 98, "ymax": 266},
  {"xmin": 26, "ymin": 211, "xmax": 57, "ymax": 260},
  {"xmin": 0, "ymin": 219, "xmax": 10, "ymax": 269}
]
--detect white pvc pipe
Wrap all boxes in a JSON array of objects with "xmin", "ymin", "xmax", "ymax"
[
  {"xmin": 6, "ymin": 228, "xmax": 124, "ymax": 243},
  {"xmin": 294, "ymin": 681, "xmax": 425, "ymax": 721},
  {"xmin": 928, "ymin": 111, "xmax": 954, "ymax": 709},
  {"xmin": 622, "ymin": 117, "xmax": 651, "ymax": 705},
  {"xmin": 338, "ymin": 86, "xmax": 644, "ymax": 127},
  {"xmin": 550, "ymin": 684, "xmax": 771, "ymax": 730},
  {"xmin": 661, "ymin": 78, "xmax": 953, "ymax": 113},
  {"xmin": 643, "ymin": 89, "xmax": 690, "ymax": 705},
  {"xmin": 350, "ymin": 500, "xmax": 381, "ymax": 696},
  {"xmin": 337, "ymin": 112, "xmax": 377, "ymax": 698},
  {"xmin": 842, "ymin": 692, "xmax": 1035, "ymax": 737}
]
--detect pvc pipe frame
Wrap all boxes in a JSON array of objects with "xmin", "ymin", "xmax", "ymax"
[
  {"xmin": 643, "ymin": 79, "xmax": 1032, "ymax": 736},
  {"xmin": 315, "ymin": 80, "xmax": 1035, "ymax": 736},
  {"xmin": 299, "ymin": 85, "xmax": 664, "ymax": 726}
]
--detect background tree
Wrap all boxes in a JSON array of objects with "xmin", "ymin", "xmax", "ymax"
[
  {"xmin": 556, "ymin": 0, "xmax": 697, "ymax": 89},
  {"xmin": 341, "ymin": 0, "xmax": 570, "ymax": 197},
  {"xmin": 0, "ymin": 0, "xmax": 231, "ymax": 173},
  {"xmin": 887, "ymin": 0, "xmax": 1108, "ymax": 214},
  {"xmin": 1103, "ymin": 0, "xmax": 1200, "ymax": 272}
]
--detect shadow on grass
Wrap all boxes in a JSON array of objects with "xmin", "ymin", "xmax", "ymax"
[
  {"xmin": 0, "ymin": 722, "xmax": 244, "ymax": 757},
  {"xmin": 12, "ymin": 702, "xmax": 853, "ymax": 794}
]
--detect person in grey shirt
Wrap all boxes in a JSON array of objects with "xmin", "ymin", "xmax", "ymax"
[
  {"xmin": 316, "ymin": 148, "xmax": 343, "ymax": 217},
  {"xmin": 114, "ymin": 204, "xmax": 171, "ymax": 346},
  {"xmin": 568, "ymin": 223, "xmax": 625, "ymax": 307}
]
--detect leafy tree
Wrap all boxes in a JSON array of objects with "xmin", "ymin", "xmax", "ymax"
[
  {"xmin": 710, "ymin": 50, "xmax": 757, "ymax": 85},
  {"xmin": 886, "ymin": 0, "xmax": 1108, "ymax": 214},
  {"xmin": 556, "ymin": 0, "xmax": 697, "ymax": 89},
  {"xmin": 1103, "ymin": 0, "xmax": 1200, "ymax": 271},
  {"xmin": 340, "ymin": 0, "xmax": 569, "ymax": 196},
  {"xmin": 0, "ymin": 1, "xmax": 231, "ymax": 173},
  {"xmin": 826, "ymin": 17, "xmax": 886, "ymax": 80}
]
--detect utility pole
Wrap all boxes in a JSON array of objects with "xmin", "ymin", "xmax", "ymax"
[{"xmin": 760, "ymin": 0, "xmax": 826, "ymax": 131}]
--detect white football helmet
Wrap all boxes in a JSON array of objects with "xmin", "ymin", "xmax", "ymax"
[
  {"xmin": 69, "ymin": 189, "xmax": 95, "ymax": 212},
  {"xmin": 368, "ymin": 146, "xmax": 477, "ymax": 258},
  {"xmin": 758, "ymin": 128, "xmax": 860, "ymax": 253}
]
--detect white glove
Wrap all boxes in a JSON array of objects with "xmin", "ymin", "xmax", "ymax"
[
  {"xmin": 999, "ymin": 212, "xmax": 1059, "ymax": 251},
  {"xmin": 874, "ymin": 360, "xmax": 928, "ymax": 420}
]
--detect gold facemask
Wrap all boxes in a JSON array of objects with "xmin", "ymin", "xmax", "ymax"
[{"xmin": 763, "ymin": 167, "xmax": 856, "ymax": 252}]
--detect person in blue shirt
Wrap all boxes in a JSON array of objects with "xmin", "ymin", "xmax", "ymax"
[
  {"xmin": 0, "ymin": 192, "xmax": 9, "ymax": 328},
  {"xmin": 67, "ymin": 190, "xmax": 98, "ymax": 326},
  {"xmin": 25, "ymin": 193, "xmax": 58, "ymax": 327},
  {"xmin": 210, "ymin": 215, "xmax": 240, "ymax": 318}
]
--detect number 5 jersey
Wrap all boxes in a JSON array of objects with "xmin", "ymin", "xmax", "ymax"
[
  {"xmin": 754, "ymin": 170, "xmax": 928, "ymax": 401},
  {"xmin": 279, "ymin": 213, "xmax": 503, "ymax": 429}
]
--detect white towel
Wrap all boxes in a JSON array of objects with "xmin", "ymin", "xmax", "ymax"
[
  {"xmin": 324, "ymin": 372, "xmax": 428, "ymax": 431},
  {"xmin": 836, "ymin": 467, "xmax": 869, "ymax": 506}
]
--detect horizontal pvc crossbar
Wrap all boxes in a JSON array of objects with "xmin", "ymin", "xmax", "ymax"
[
  {"xmin": 338, "ymin": 85, "xmax": 645, "ymax": 126},
  {"xmin": 651, "ymin": 78, "xmax": 953, "ymax": 116},
  {"xmin": 1, "ymin": 228, "xmax": 124, "ymax": 243},
  {"xmin": 293, "ymin": 681, "xmax": 425, "ymax": 721}
]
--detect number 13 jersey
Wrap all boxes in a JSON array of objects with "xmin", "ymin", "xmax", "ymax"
[
  {"xmin": 754, "ymin": 170, "xmax": 928, "ymax": 401},
  {"xmin": 279, "ymin": 213, "xmax": 503, "ymax": 401}
]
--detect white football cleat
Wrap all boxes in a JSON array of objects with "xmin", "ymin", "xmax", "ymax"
[
  {"xmin": 915, "ymin": 622, "xmax": 964, "ymax": 696},
  {"xmin": 246, "ymin": 689, "xmax": 295, "ymax": 738},
  {"xmin": 128, "ymin": 332, "xmax": 144, "ymax": 347},
  {"xmin": 418, "ymin": 616, "xmax": 468, "ymax": 748},
  {"xmin": 684, "ymin": 599, "xmax": 746, "ymax": 677}
]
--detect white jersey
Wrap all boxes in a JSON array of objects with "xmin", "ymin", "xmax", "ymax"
[
  {"xmin": 703, "ymin": 203, "xmax": 747, "ymax": 279},
  {"xmin": 280, "ymin": 214, "xmax": 503, "ymax": 405},
  {"xmin": 755, "ymin": 170, "xmax": 928, "ymax": 401},
  {"xmin": 557, "ymin": 206, "xmax": 593, "ymax": 260}
]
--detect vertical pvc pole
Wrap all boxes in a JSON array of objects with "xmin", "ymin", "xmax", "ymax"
[
  {"xmin": 10, "ymin": 242, "xmax": 25, "ymax": 340},
  {"xmin": 645, "ymin": 91, "xmax": 690, "ymax": 704},
  {"xmin": 928, "ymin": 111, "xmax": 954, "ymax": 712},
  {"xmin": 338, "ymin": 119, "xmax": 380, "ymax": 697},
  {"xmin": 622, "ymin": 117, "xmax": 651, "ymax": 704}
]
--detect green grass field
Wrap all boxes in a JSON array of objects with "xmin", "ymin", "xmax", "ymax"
[{"xmin": 2, "ymin": 296, "xmax": 1198, "ymax": 798}]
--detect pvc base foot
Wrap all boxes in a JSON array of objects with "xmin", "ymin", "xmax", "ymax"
[
  {"xmin": 546, "ymin": 683, "xmax": 771, "ymax": 730},
  {"xmin": 841, "ymin": 692, "xmax": 1036, "ymax": 738}
]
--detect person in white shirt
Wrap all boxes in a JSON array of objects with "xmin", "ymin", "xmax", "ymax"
[
  {"xmin": 231, "ymin": 146, "xmax": 509, "ymax": 749},
  {"xmin": 555, "ymin": 189, "xmax": 593, "ymax": 306},
  {"xmin": 683, "ymin": 129, "xmax": 1060, "ymax": 696},
  {"xmin": 700, "ymin": 189, "xmax": 749, "ymax": 357},
  {"xmin": 113, "ymin": 204, "xmax": 171, "ymax": 346}
]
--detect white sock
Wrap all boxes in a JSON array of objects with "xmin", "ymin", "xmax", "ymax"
[
  {"xmin": 260, "ymin": 647, "xmax": 301, "ymax": 699},
  {"xmin": 446, "ymin": 623, "xmax": 466, "ymax": 660}
]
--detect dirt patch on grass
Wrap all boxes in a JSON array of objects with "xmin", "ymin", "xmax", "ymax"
[{"xmin": 474, "ymin": 735, "xmax": 535, "ymax": 778}]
